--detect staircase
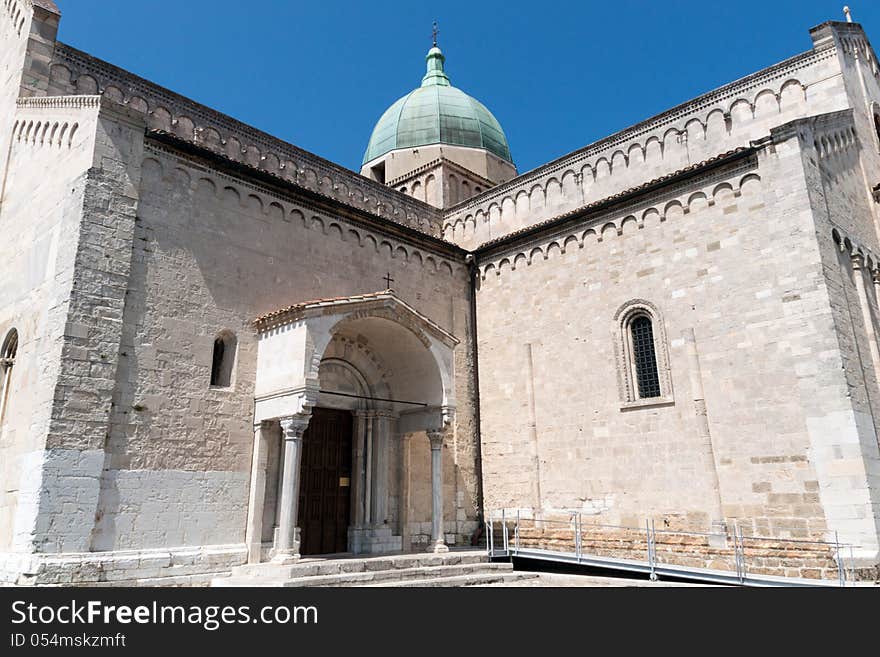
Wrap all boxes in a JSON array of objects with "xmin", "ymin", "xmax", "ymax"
[{"xmin": 212, "ymin": 550, "xmax": 537, "ymax": 587}]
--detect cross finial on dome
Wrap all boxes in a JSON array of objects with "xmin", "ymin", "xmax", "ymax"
[
  {"xmin": 432, "ymin": 20, "xmax": 439, "ymax": 47},
  {"xmin": 843, "ymin": 6, "xmax": 852, "ymax": 22}
]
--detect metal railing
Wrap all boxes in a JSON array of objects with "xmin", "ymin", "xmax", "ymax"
[{"xmin": 485, "ymin": 510, "xmax": 858, "ymax": 587}]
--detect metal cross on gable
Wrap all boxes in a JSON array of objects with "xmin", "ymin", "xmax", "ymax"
[
  {"xmin": 432, "ymin": 20, "xmax": 439, "ymax": 47},
  {"xmin": 383, "ymin": 272, "xmax": 394, "ymax": 290}
]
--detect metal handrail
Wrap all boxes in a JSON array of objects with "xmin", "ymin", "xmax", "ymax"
[{"xmin": 484, "ymin": 508, "xmax": 859, "ymax": 587}]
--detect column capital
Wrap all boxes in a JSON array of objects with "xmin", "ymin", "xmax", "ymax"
[
  {"xmin": 253, "ymin": 419, "xmax": 271, "ymax": 433},
  {"xmin": 375, "ymin": 409, "xmax": 399, "ymax": 419},
  {"xmin": 426, "ymin": 430, "xmax": 445, "ymax": 450},
  {"xmin": 279, "ymin": 414, "xmax": 311, "ymax": 440},
  {"xmin": 851, "ymin": 253, "xmax": 866, "ymax": 270}
]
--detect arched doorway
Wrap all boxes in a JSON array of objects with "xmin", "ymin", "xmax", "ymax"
[{"xmin": 248, "ymin": 291, "xmax": 458, "ymax": 563}]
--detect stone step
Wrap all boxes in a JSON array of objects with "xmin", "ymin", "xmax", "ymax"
[
  {"xmin": 214, "ymin": 561, "xmax": 512, "ymax": 587},
  {"xmin": 368, "ymin": 571, "xmax": 539, "ymax": 587},
  {"xmin": 232, "ymin": 550, "xmax": 489, "ymax": 580},
  {"xmin": 227, "ymin": 550, "xmax": 489, "ymax": 581}
]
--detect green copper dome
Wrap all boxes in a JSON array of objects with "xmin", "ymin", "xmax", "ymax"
[{"xmin": 362, "ymin": 46, "xmax": 513, "ymax": 166}]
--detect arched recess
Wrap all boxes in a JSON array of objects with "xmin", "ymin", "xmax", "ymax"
[
  {"xmin": 210, "ymin": 330, "xmax": 237, "ymax": 388},
  {"xmin": 0, "ymin": 328, "xmax": 18, "ymax": 424}
]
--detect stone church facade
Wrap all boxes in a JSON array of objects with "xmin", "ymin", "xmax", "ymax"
[{"xmin": 1, "ymin": 0, "xmax": 879, "ymax": 585}]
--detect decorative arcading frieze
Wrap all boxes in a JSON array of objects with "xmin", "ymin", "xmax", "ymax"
[
  {"xmin": 16, "ymin": 95, "xmax": 101, "ymax": 109},
  {"xmin": 48, "ymin": 43, "xmax": 444, "ymax": 237},
  {"xmin": 142, "ymin": 146, "xmax": 460, "ymax": 280},
  {"xmin": 387, "ymin": 158, "xmax": 444, "ymax": 188},
  {"xmin": 832, "ymin": 226, "xmax": 880, "ymax": 274},
  {"xmin": 813, "ymin": 125, "xmax": 858, "ymax": 159},
  {"xmin": 2, "ymin": 0, "xmax": 27, "ymax": 36},
  {"xmin": 443, "ymin": 46, "xmax": 836, "ymax": 233},
  {"xmin": 478, "ymin": 169, "xmax": 761, "ymax": 280},
  {"xmin": 11, "ymin": 116, "xmax": 81, "ymax": 149}
]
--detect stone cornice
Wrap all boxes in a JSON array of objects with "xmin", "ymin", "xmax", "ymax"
[
  {"xmin": 253, "ymin": 290, "xmax": 459, "ymax": 348},
  {"xmin": 16, "ymin": 95, "xmax": 99, "ymax": 109}
]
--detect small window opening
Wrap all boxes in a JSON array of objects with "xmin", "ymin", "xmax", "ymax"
[
  {"xmin": 0, "ymin": 329, "xmax": 19, "ymax": 423},
  {"xmin": 630, "ymin": 316, "xmax": 661, "ymax": 399},
  {"xmin": 210, "ymin": 331, "xmax": 236, "ymax": 387}
]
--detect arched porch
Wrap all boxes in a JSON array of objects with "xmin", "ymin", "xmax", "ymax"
[{"xmin": 246, "ymin": 291, "xmax": 458, "ymax": 564}]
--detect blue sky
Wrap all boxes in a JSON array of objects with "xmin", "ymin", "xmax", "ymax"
[{"xmin": 54, "ymin": 1, "xmax": 879, "ymax": 175}]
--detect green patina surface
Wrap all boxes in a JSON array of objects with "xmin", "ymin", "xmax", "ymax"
[{"xmin": 363, "ymin": 46, "xmax": 513, "ymax": 166}]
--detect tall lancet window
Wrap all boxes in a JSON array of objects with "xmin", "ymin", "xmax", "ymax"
[
  {"xmin": 210, "ymin": 331, "xmax": 237, "ymax": 388},
  {"xmin": 614, "ymin": 300, "xmax": 673, "ymax": 407},
  {"xmin": 0, "ymin": 328, "xmax": 18, "ymax": 424},
  {"xmin": 629, "ymin": 316, "xmax": 661, "ymax": 399}
]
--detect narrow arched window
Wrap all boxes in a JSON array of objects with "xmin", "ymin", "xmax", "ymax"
[
  {"xmin": 874, "ymin": 113, "xmax": 880, "ymax": 151},
  {"xmin": 0, "ymin": 329, "xmax": 19, "ymax": 423},
  {"xmin": 629, "ymin": 316, "xmax": 661, "ymax": 398},
  {"xmin": 210, "ymin": 331, "xmax": 236, "ymax": 387},
  {"xmin": 614, "ymin": 300, "xmax": 673, "ymax": 407}
]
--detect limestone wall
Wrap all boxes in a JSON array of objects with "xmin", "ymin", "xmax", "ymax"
[
  {"xmin": 443, "ymin": 24, "xmax": 862, "ymax": 250},
  {"xmin": 0, "ymin": 96, "xmax": 100, "ymax": 552},
  {"xmin": 88, "ymin": 140, "xmax": 479, "ymax": 553},
  {"xmin": 797, "ymin": 110, "xmax": 880, "ymax": 557},
  {"xmin": 473, "ymin": 140, "xmax": 862, "ymax": 545}
]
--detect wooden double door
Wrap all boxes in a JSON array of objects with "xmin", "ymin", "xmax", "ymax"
[{"xmin": 298, "ymin": 407, "xmax": 353, "ymax": 555}]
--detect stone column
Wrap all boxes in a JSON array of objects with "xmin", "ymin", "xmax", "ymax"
[
  {"xmin": 427, "ymin": 430, "xmax": 449, "ymax": 553},
  {"xmin": 244, "ymin": 421, "xmax": 270, "ymax": 564},
  {"xmin": 682, "ymin": 328, "xmax": 726, "ymax": 545},
  {"xmin": 273, "ymin": 414, "xmax": 310, "ymax": 564},
  {"xmin": 372, "ymin": 411, "xmax": 394, "ymax": 526},
  {"xmin": 351, "ymin": 411, "xmax": 366, "ymax": 527},
  {"xmin": 524, "ymin": 343, "xmax": 543, "ymax": 513},
  {"xmin": 399, "ymin": 432, "xmax": 412, "ymax": 548},
  {"xmin": 364, "ymin": 412, "xmax": 374, "ymax": 525}
]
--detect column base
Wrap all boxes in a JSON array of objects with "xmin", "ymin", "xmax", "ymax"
[
  {"xmin": 270, "ymin": 552, "xmax": 301, "ymax": 565},
  {"xmin": 246, "ymin": 542, "xmax": 262, "ymax": 564},
  {"xmin": 427, "ymin": 539, "xmax": 449, "ymax": 554},
  {"xmin": 270, "ymin": 527, "xmax": 301, "ymax": 564}
]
